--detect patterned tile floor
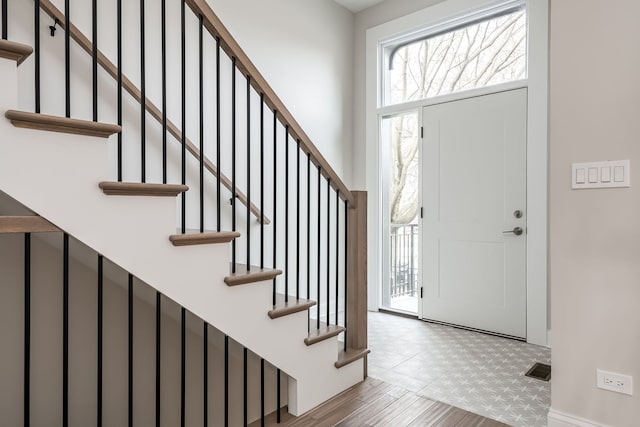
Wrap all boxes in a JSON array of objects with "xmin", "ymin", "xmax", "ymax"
[{"xmin": 368, "ymin": 312, "xmax": 551, "ymax": 427}]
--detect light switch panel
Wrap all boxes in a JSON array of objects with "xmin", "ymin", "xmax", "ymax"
[{"xmin": 572, "ymin": 160, "xmax": 630, "ymax": 189}]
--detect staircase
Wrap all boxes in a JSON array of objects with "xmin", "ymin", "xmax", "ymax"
[{"xmin": 0, "ymin": 0, "xmax": 369, "ymax": 424}]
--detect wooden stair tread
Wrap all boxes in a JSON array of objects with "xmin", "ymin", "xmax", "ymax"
[
  {"xmin": 99, "ymin": 182, "xmax": 188, "ymax": 197},
  {"xmin": 304, "ymin": 322, "xmax": 345, "ymax": 346},
  {"xmin": 224, "ymin": 263, "xmax": 283, "ymax": 287},
  {"xmin": 5, "ymin": 110, "xmax": 121, "ymax": 138},
  {"xmin": 0, "ymin": 216, "xmax": 60, "ymax": 233},
  {"xmin": 334, "ymin": 347, "xmax": 370, "ymax": 369},
  {"xmin": 169, "ymin": 230, "xmax": 240, "ymax": 246},
  {"xmin": 0, "ymin": 40, "xmax": 33, "ymax": 65},
  {"xmin": 268, "ymin": 294, "xmax": 316, "ymax": 319}
]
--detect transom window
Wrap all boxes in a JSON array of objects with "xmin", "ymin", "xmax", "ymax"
[{"xmin": 382, "ymin": 4, "xmax": 527, "ymax": 106}]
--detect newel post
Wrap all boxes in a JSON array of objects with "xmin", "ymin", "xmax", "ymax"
[{"xmin": 347, "ymin": 191, "xmax": 368, "ymax": 375}]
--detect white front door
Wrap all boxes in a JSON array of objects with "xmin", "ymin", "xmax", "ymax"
[{"xmin": 421, "ymin": 88, "xmax": 527, "ymax": 338}]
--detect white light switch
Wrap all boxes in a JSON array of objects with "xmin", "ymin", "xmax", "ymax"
[{"xmin": 572, "ymin": 160, "xmax": 630, "ymax": 189}]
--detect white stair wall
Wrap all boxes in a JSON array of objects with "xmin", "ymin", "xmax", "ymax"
[{"xmin": 0, "ymin": 55, "xmax": 363, "ymax": 416}]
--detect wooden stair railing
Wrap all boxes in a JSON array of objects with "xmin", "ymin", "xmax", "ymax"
[
  {"xmin": 183, "ymin": 0, "xmax": 368, "ymax": 368},
  {"xmin": 185, "ymin": 0, "xmax": 355, "ymax": 208},
  {"xmin": 11, "ymin": 0, "xmax": 368, "ymax": 376},
  {"xmin": 38, "ymin": 0, "xmax": 268, "ymax": 225}
]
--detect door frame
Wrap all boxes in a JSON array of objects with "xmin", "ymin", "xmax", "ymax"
[{"xmin": 365, "ymin": 0, "xmax": 549, "ymax": 346}]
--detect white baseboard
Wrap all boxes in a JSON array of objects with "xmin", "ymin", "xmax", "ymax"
[{"xmin": 548, "ymin": 408, "xmax": 608, "ymax": 427}]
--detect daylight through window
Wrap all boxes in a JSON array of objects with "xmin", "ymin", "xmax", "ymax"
[{"xmin": 384, "ymin": 6, "xmax": 527, "ymax": 106}]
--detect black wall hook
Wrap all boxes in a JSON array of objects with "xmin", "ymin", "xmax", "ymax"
[{"xmin": 49, "ymin": 18, "xmax": 60, "ymax": 37}]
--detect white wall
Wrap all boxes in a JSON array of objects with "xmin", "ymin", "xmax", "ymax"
[
  {"xmin": 549, "ymin": 0, "xmax": 640, "ymax": 425},
  {"xmin": 207, "ymin": 0, "xmax": 355, "ymax": 186}
]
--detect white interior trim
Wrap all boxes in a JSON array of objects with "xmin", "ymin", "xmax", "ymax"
[
  {"xmin": 548, "ymin": 408, "xmax": 608, "ymax": 427},
  {"xmin": 365, "ymin": 0, "xmax": 549, "ymax": 346}
]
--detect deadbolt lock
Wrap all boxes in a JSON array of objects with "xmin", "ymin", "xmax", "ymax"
[{"xmin": 514, "ymin": 210, "xmax": 523, "ymax": 219}]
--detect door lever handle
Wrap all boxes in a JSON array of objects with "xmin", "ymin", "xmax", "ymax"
[{"xmin": 502, "ymin": 227, "xmax": 523, "ymax": 236}]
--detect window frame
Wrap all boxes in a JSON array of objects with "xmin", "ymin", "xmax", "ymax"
[
  {"xmin": 365, "ymin": 0, "xmax": 550, "ymax": 347},
  {"xmin": 378, "ymin": 0, "xmax": 528, "ymax": 109}
]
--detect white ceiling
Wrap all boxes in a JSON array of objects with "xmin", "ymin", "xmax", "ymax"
[{"xmin": 334, "ymin": 0, "xmax": 385, "ymax": 13}]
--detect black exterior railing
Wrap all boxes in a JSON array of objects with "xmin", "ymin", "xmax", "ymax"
[{"xmin": 390, "ymin": 223, "xmax": 419, "ymax": 298}]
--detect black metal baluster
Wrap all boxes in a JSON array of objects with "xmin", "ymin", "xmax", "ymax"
[
  {"xmin": 243, "ymin": 347, "xmax": 248, "ymax": 427},
  {"xmin": 180, "ymin": 0, "xmax": 186, "ymax": 233},
  {"xmin": 64, "ymin": 0, "xmax": 70, "ymax": 117},
  {"xmin": 199, "ymin": 15, "xmax": 204, "ymax": 232},
  {"xmin": 246, "ymin": 76, "xmax": 251, "ymax": 272},
  {"xmin": 139, "ymin": 0, "xmax": 146, "ymax": 182},
  {"xmin": 231, "ymin": 58, "xmax": 237, "ymax": 272},
  {"xmin": 181, "ymin": 308, "xmax": 186, "ymax": 427},
  {"xmin": 24, "ymin": 234, "xmax": 31, "ymax": 427},
  {"xmin": 336, "ymin": 191, "xmax": 340, "ymax": 326},
  {"xmin": 306, "ymin": 155, "xmax": 311, "ymax": 332},
  {"xmin": 34, "ymin": 0, "xmax": 40, "ymax": 113},
  {"xmin": 156, "ymin": 292, "xmax": 161, "ymax": 427},
  {"xmin": 92, "ymin": 0, "xmax": 97, "ymax": 121},
  {"xmin": 296, "ymin": 140, "xmax": 300, "ymax": 300},
  {"xmin": 203, "ymin": 322, "xmax": 208, "ymax": 426},
  {"xmin": 216, "ymin": 37, "xmax": 221, "ymax": 232},
  {"xmin": 117, "ymin": 0, "xmax": 122, "ymax": 181},
  {"xmin": 260, "ymin": 94, "xmax": 264, "ymax": 269},
  {"xmin": 260, "ymin": 358, "xmax": 265, "ymax": 427},
  {"xmin": 276, "ymin": 368, "xmax": 281, "ymax": 424},
  {"xmin": 63, "ymin": 234, "xmax": 69, "ymax": 426},
  {"xmin": 224, "ymin": 335, "xmax": 229, "ymax": 427},
  {"xmin": 344, "ymin": 199, "xmax": 348, "ymax": 352},
  {"xmin": 326, "ymin": 180, "xmax": 331, "ymax": 325},
  {"xmin": 1, "ymin": 0, "xmax": 6, "ymax": 39},
  {"xmin": 161, "ymin": 0, "xmax": 167, "ymax": 183},
  {"xmin": 272, "ymin": 111, "xmax": 277, "ymax": 306},
  {"xmin": 316, "ymin": 166, "xmax": 321, "ymax": 330},
  {"xmin": 306, "ymin": 155, "xmax": 311, "ymax": 300},
  {"xmin": 128, "ymin": 274, "xmax": 133, "ymax": 427},
  {"xmin": 284, "ymin": 126, "xmax": 289, "ymax": 302},
  {"xmin": 98, "ymin": 255, "xmax": 103, "ymax": 427}
]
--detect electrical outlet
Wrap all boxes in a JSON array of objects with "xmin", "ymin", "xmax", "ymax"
[{"xmin": 597, "ymin": 369, "xmax": 633, "ymax": 396}]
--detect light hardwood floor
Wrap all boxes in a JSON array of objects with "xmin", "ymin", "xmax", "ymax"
[{"xmin": 261, "ymin": 377, "xmax": 510, "ymax": 426}]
